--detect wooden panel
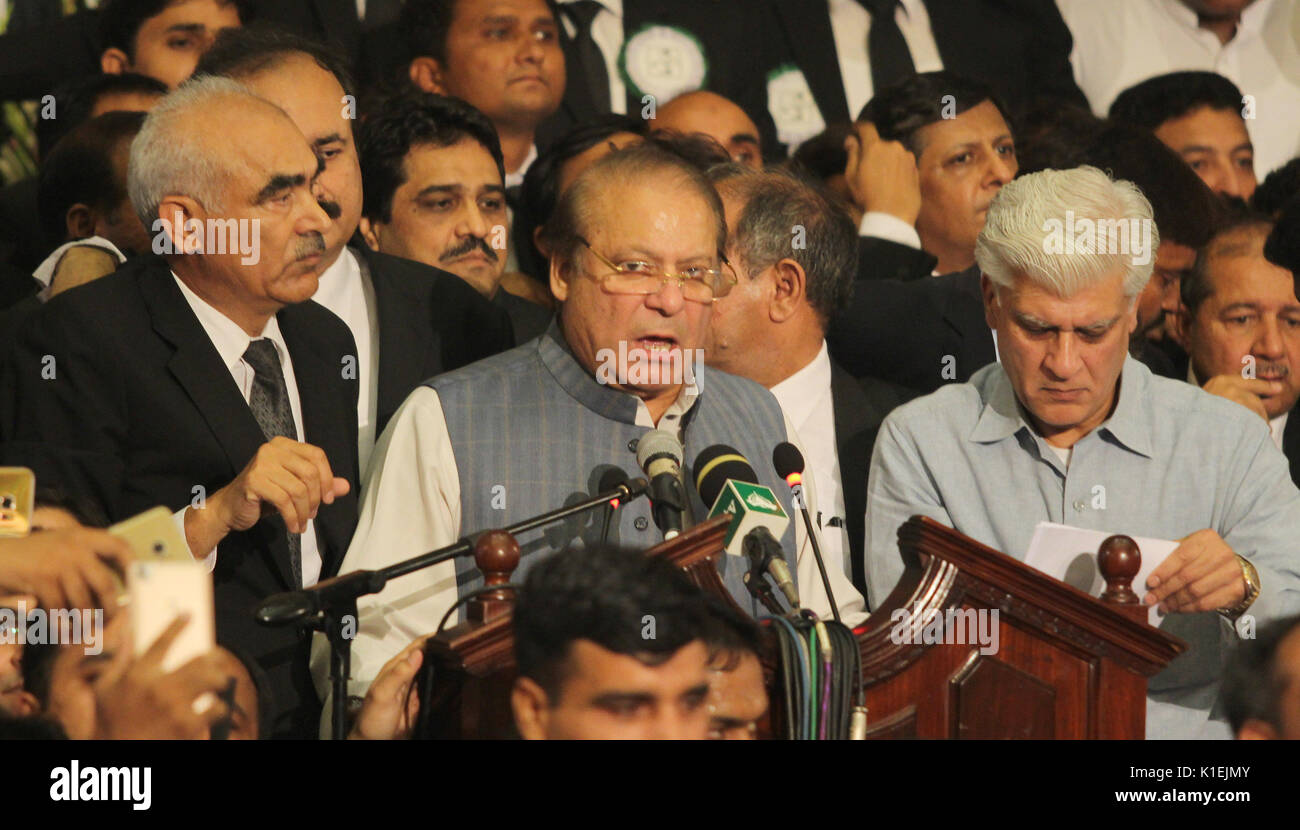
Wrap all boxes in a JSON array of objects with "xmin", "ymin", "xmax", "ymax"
[{"xmin": 950, "ymin": 652, "xmax": 1056, "ymax": 739}]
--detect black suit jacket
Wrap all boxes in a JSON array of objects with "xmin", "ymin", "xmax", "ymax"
[
  {"xmin": 829, "ymin": 359, "xmax": 915, "ymax": 598},
  {"xmin": 1282, "ymin": 409, "xmax": 1300, "ymax": 490},
  {"xmin": 764, "ymin": 0, "xmax": 1085, "ymax": 125},
  {"xmin": 536, "ymin": 0, "xmax": 780, "ymax": 156},
  {"xmin": 354, "ymin": 246, "xmax": 515, "ymax": 436},
  {"xmin": 1, "ymin": 256, "xmax": 360, "ymax": 738},
  {"xmin": 829, "ymin": 264, "xmax": 995, "ymax": 394}
]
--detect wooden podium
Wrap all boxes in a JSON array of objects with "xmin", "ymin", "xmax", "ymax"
[{"xmin": 412, "ymin": 516, "xmax": 1185, "ymax": 739}]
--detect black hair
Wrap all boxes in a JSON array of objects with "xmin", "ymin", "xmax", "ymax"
[
  {"xmin": 702, "ymin": 594, "xmax": 762, "ymax": 672},
  {"xmin": 857, "ymin": 70, "xmax": 1009, "ymax": 156},
  {"xmin": 1013, "ymin": 96, "xmax": 1107, "ymax": 176},
  {"xmin": 1082, "ymin": 123, "xmax": 1222, "ymax": 249},
  {"xmin": 1252, "ymin": 158, "xmax": 1300, "ymax": 219},
  {"xmin": 36, "ymin": 72, "xmax": 167, "ymax": 160},
  {"xmin": 401, "ymin": 0, "xmax": 459, "ymax": 66},
  {"xmin": 37, "ymin": 110, "xmax": 146, "ymax": 246},
  {"xmin": 98, "ymin": 0, "xmax": 252, "ymax": 59},
  {"xmin": 1222, "ymin": 614, "xmax": 1300, "ymax": 734},
  {"xmin": 1265, "ymin": 195, "xmax": 1300, "ymax": 276},
  {"xmin": 194, "ymin": 24, "xmax": 356, "ymax": 99},
  {"xmin": 513, "ymin": 544, "xmax": 713, "ymax": 699},
  {"xmin": 521, "ymin": 115, "xmax": 646, "ymax": 231},
  {"xmin": 359, "ymin": 89, "xmax": 505, "ymax": 223},
  {"xmin": 788, "ymin": 122, "xmax": 854, "ymax": 184},
  {"xmin": 1182, "ymin": 207, "xmax": 1276, "ymax": 316},
  {"xmin": 645, "ymin": 129, "xmax": 733, "ymax": 171},
  {"xmin": 1108, "ymin": 71, "xmax": 1246, "ymax": 132}
]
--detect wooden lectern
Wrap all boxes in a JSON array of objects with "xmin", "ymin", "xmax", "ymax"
[{"xmin": 413, "ymin": 515, "xmax": 1185, "ymax": 739}]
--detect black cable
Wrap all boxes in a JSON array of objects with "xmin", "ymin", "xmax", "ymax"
[{"xmin": 435, "ymin": 583, "xmax": 520, "ymax": 634}]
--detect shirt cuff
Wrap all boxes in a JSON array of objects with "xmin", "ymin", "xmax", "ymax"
[
  {"xmin": 858, "ymin": 212, "xmax": 922, "ymax": 249},
  {"xmin": 172, "ymin": 507, "xmax": 217, "ymax": 573}
]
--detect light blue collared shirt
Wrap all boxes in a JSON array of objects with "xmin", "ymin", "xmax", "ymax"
[{"xmin": 865, "ymin": 355, "xmax": 1300, "ymax": 739}]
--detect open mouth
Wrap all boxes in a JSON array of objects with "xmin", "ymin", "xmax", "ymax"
[{"xmin": 634, "ymin": 335, "xmax": 679, "ymax": 355}]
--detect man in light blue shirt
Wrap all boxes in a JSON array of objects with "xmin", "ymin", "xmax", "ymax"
[{"xmin": 865, "ymin": 166, "xmax": 1300, "ymax": 739}]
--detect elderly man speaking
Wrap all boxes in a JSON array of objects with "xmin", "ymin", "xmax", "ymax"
[
  {"xmin": 323, "ymin": 144, "xmax": 864, "ymax": 718},
  {"xmin": 865, "ymin": 166, "xmax": 1300, "ymax": 739}
]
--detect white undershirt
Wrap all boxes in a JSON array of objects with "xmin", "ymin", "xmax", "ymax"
[
  {"xmin": 169, "ymin": 272, "xmax": 322, "ymax": 587},
  {"xmin": 828, "ymin": 0, "xmax": 945, "ymax": 120},
  {"xmin": 769, "ymin": 341, "xmax": 853, "ymax": 582},
  {"xmin": 311, "ymin": 248, "xmax": 379, "ymax": 473},
  {"xmin": 555, "ymin": 0, "xmax": 628, "ymax": 115}
]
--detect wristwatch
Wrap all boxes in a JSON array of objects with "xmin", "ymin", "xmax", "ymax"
[{"xmin": 1218, "ymin": 555, "xmax": 1261, "ymax": 620}]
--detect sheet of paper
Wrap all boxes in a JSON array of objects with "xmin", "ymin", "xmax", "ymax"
[{"xmin": 1024, "ymin": 522, "xmax": 1175, "ymax": 627}]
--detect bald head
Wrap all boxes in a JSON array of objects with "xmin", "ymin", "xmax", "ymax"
[{"xmin": 654, "ymin": 90, "xmax": 762, "ymax": 169}]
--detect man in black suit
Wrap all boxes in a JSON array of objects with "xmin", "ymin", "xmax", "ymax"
[
  {"xmin": 1180, "ymin": 212, "xmax": 1300, "ymax": 486},
  {"xmin": 196, "ymin": 28, "xmax": 514, "ymax": 472},
  {"xmin": 1, "ymin": 78, "xmax": 359, "ymax": 738},
  {"xmin": 760, "ymin": 0, "xmax": 1084, "ymax": 148},
  {"xmin": 537, "ymin": 0, "xmax": 780, "ymax": 158},
  {"xmin": 706, "ymin": 164, "xmax": 912, "ymax": 598}
]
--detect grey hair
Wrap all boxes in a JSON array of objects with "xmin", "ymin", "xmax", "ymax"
[
  {"xmin": 706, "ymin": 163, "xmax": 856, "ymax": 323},
  {"xmin": 128, "ymin": 75, "xmax": 265, "ymax": 229},
  {"xmin": 975, "ymin": 165, "xmax": 1160, "ymax": 299}
]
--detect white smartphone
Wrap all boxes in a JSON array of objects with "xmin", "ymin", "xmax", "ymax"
[
  {"xmin": 127, "ymin": 561, "xmax": 215, "ymax": 673},
  {"xmin": 109, "ymin": 506, "xmax": 194, "ymax": 563}
]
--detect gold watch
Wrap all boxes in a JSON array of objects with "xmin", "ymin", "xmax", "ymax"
[{"xmin": 1218, "ymin": 555, "xmax": 1261, "ymax": 620}]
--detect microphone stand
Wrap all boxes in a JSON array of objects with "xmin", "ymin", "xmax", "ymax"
[{"xmin": 256, "ymin": 477, "xmax": 649, "ymax": 739}]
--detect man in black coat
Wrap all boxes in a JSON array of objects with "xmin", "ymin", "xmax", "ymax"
[
  {"xmin": 196, "ymin": 28, "xmax": 515, "ymax": 470},
  {"xmin": 1, "ymin": 79, "xmax": 360, "ymax": 738}
]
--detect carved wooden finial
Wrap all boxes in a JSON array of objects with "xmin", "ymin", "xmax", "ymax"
[
  {"xmin": 468, "ymin": 530, "xmax": 520, "ymax": 623},
  {"xmin": 1098, "ymin": 534, "xmax": 1144, "ymax": 617}
]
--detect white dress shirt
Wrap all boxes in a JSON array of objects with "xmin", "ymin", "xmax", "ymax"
[
  {"xmin": 1056, "ymin": 0, "xmax": 1300, "ymax": 177},
  {"xmin": 312, "ymin": 381, "xmax": 867, "ymax": 716},
  {"xmin": 829, "ymin": 0, "xmax": 945, "ymax": 120},
  {"xmin": 556, "ymin": 0, "xmax": 628, "ymax": 115},
  {"xmin": 312, "ymin": 248, "xmax": 379, "ymax": 473},
  {"xmin": 505, "ymin": 143, "xmax": 539, "ymax": 190},
  {"xmin": 769, "ymin": 341, "xmax": 853, "ymax": 583},
  {"xmin": 169, "ymin": 273, "xmax": 324, "ymax": 587}
]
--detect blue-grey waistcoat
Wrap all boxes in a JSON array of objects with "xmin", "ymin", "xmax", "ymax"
[{"xmin": 426, "ymin": 323, "xmax": 797, "ymax": 617}]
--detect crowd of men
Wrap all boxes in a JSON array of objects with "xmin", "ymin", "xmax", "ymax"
[{"xmin": 1, "ymin": 0, "xmax": 1299, "ymax": 741}]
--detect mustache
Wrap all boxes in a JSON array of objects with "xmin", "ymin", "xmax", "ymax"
[
  {"xmin": 295, "ymin": 232, "xmax": 326, "ymax": 260},
  {"xmin": 317, "ymin": 198, "xmax": 342, "ymax": 220},
  {"xmin": 1255, "ymin": 361, "xmax": 1290, "ymax": 379},
  {"xmin": 439, "ymin": 235, "xmax": 498, "ymax": 263}
]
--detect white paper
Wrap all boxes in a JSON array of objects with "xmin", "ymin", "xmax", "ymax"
[{"xmin": 1024, "ymin": 522, "xmax": 1175, "ymax": 627}]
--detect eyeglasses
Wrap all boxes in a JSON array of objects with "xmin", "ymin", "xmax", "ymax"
[{"xmin": 577, "ymin": 236, "xmax": 738, "ymax": 303}]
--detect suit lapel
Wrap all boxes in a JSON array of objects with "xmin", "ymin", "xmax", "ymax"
[
  {"xmin": 776, "ymin": 0, "xmax": 849, "ymax": 123},
  {"xmin": 941, "ymin": 267, "xmax": 996, "ymax": 377},
  {"xmin": 140, "ymin": 262, "xmax": 267, "ymax": 482},
  {"xmin": 354, "ymin": 246, "xmax": 435, "ymax": 433},
  {"xmin": 829, "ymin": 360, "xmax": 873, "ymax": 591}
]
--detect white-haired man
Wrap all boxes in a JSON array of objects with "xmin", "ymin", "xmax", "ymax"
[
  {"xmin": 3, "ymin": 76, "xmax": 361, "ymax": 738},
  {"xmin": 865, "ymin": 166, "xmax": 1300, "ymax": 739}
]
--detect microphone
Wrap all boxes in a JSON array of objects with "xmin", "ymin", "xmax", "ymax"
[
  {"xmin": 693, "ymin": 444, "xmax": 799, "ymax": 610},
  {"xmin": 637, "ymin": 429, "xmax": 686, "ymax": 540},
  {"xmin": 597, "ymin": 467, "xmax": 633, "ymax": 543},
  {"xmin": 772, "ymin": 441, "xmax": 839, "ymax": 623}
]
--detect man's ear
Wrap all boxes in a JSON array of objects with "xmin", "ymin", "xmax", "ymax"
[
  {"xmin": 549, "ymin": 254, "xmax": 571, "ymax": 303},
  {"xmin": 1237, "ymin": 719, "xmax": 1277, "ymax": 740},
  {"xmin": 510, "ymin": 677, "xmax": 551, "ymax": 740},
  {"xmin": 154, "ymin": 196, "xmax": 205, "ymax": 254},
  {"xmin": 769, "ymin": 258, "xmax": 806, "ymax": 323},
  {"xmin": 64, "ymin": 203, "xmax": 97, "ymax": 241},
  {"xmin": 981, "ymin": 273, "xmax": 1000, "ymax": 330},
  {"xmin": 100, "ymin": 48, "xmax": 130, "ymax": 76},
  {"xmin": 533, "ymin": 225, "xmax": 550, "ymax": 257},
  {"xmin": 409, "ymin": 57, "xmax": 447, "ymax": 95},
  {"xmin": 357, "ymin": 216, "xmax": 382, "ymax": 252}
]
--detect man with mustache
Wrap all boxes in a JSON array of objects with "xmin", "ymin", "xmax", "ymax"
[
  {"xmin": 196, "ymin": 28, "xmax": 517, "ymax": 472},
  {"xmin": 357, "ymin": 89, "xmax": 551, "ymax": 345},
  {"xmin": 1179, "ymin": 212, "xmax": 1300, "ymax": 486},
  {"xmin": 1, "ymin": 77, "xmax": 363, "ymax": 738},
  {"xmin": 318, "ymin": 144, "xmax": 864, "ymax": 728}
]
